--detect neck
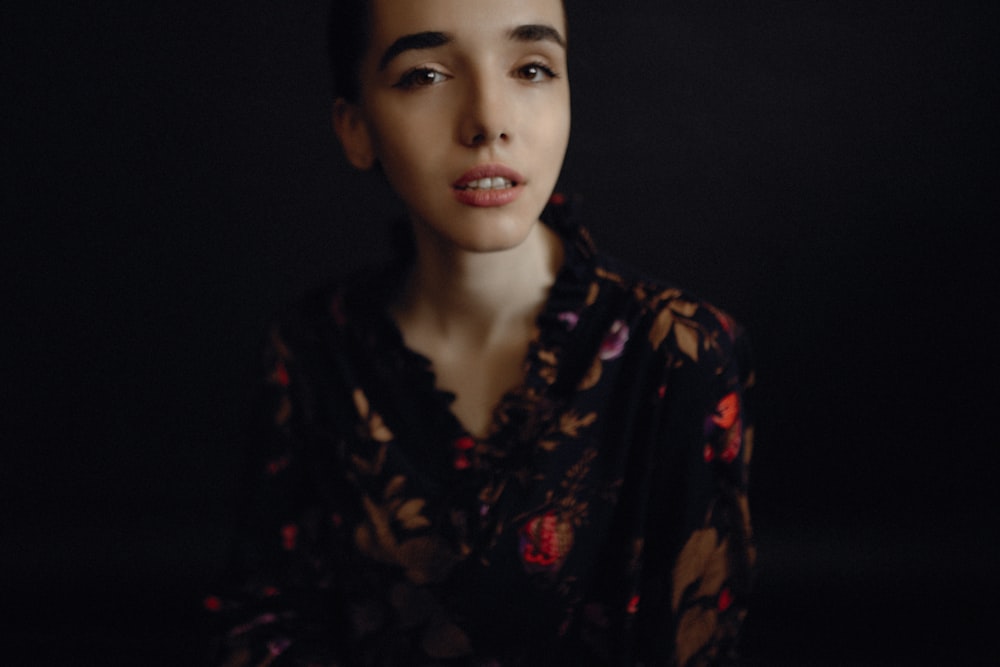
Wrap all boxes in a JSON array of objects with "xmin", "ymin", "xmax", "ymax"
[{"xmin": 392, "ymin": 221, "xmax": 564, "ymax": 344}]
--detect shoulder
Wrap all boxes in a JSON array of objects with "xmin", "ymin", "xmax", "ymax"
[{"xmin": 585, "ymin": 253, "xmax": 745, "ymax": 375}]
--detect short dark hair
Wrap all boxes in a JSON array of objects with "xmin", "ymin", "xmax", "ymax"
[{"xmin": 328, "ymin": 0, "xmax": 370, "ymax": 101}]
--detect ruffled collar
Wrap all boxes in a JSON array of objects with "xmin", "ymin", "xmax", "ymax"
[{"xmin": 340, "ymin": 199, "xmax": 597, "ymax": 484}]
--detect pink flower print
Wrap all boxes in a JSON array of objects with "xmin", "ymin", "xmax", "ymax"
[
  {"xmin": 229, "ymin": 613, "xmax": 278, "ymax": 638},
  {"xmin": 599, "ymin": 320, "xmax": 630, "ymax": 360},
  {"xmin": 268, "ymin": 637, "xmax": 291, "ymax": 657},
  {"xmin": 557, "ymin": 311, "xmax": 580, "ymax": 331}
]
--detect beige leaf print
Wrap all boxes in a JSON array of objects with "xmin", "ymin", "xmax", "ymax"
[
  {"xmin": 397, "ymin": 498, "xmax": 432, "ymax": 531},
  {"xmin": 674, "ymin": 320, "xmax": 700, "ymax": 362},
  {"xmin": 648, "ymin": 307, "xmax": 675, "ymax": 350},
  {"xmin": 352, "ymin": 388, "xmax": 395, "ymax": 442},
  {"xmin": 559, "ymin": 410, "xmax": 598, "ymax": 438},
  {"xmin": 671, "ymin": 299, "xmax": 699, "ymax": 318},
  {"xmin": 577, "ymin": 356, "xmax": 603, "ymax": 391},
  {"xmin": 672, "ymin": 527, "xmax": 724, "ymax": 612},
  {"xmin": 539, "ymin": 438, "xmax": 560, "ymax": 452},
  {"xmin": 355, "ymin": 495, "xmax": 456, "ymax": 583},
  {"xmin": 384, "ymin": 475, "xmax": 407, "ymax": 500},
  {"xmin": 352, "ymin": 387, "xmax": 371, "ymax": 418},
  {"xmin": 355, "ymin": 494, "xmax": 400, "ymax": 566},
  {"xmin": 655, "ymin": 287, "xmax": 683, "ymax": 304},
  {"xmin": 676, "ymin": 607, "xmax": 719, "ymax": 666}
]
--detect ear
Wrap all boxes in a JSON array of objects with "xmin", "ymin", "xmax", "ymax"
[{"xmin": 332, "ymin": 98, "xmax": 376, "ymax": 170}]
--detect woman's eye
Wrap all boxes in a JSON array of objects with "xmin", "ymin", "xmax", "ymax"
[
  {"xmin": 516, "ymin": 62, "xmax": 558, "ymax": 82},
  {"xmin": 394, "ymin": 68, "xmax": 447, "ymax": 89}
]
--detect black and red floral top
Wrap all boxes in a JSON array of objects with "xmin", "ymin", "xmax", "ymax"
[{"xmin": 207, "ymin": 205, "xmax": 755, "ymax": 666}]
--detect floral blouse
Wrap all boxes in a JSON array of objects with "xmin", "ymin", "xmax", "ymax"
[{"xmin": 206, "ymin": 204, "xmax": 755, "ymax": 666}]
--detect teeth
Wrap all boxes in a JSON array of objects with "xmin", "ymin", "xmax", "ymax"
[{"xmin": 463, "ymin": 177, "xmax": 513, "ymax": 190}]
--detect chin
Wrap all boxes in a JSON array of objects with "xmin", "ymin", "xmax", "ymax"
[{"xmin": 417, "ymin": 206, "xmax": 542, "ymax": 254}]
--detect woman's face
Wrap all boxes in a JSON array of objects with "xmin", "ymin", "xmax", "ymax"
[{"xmin": 336, "ymin": 0, "xmax": 570, "ymax": 254}]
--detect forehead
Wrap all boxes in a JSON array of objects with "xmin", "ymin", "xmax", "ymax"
[{"xmin": 365, "ymin": 0, "xmax": 567, "ymax": 52}]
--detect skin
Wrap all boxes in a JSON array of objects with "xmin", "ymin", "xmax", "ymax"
[{"xmin": 333, "ymin": 0, "xmax": 571, "ymax": 436}]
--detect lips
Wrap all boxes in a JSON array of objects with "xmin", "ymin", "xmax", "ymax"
[{"xmin": 452, "ymin": 164, "xmax": 525, "ymax": 207}]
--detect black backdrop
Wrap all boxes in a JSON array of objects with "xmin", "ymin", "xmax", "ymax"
[{"xmin": 4, "ymin": 1, "xmax": 998, "ymax": 664}]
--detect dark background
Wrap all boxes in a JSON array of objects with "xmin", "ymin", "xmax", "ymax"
[{"xmin": 4, "ymin": 0, "xmax": 997, "ymax": 664}]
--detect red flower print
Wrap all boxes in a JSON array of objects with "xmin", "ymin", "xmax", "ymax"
[
  {"xmin": 715, "ymin": 310, "xmax": 734, "ymax": 336},
  {"xmin": 703, "ymin": 443, "xmax": 715, "ymax": 463},
  {"xmin": 720, "ymin": 422, "xmax": 742, "ymax": 463},
  {"xmin": 599, "ymin": 320, "xmax": 630, "ymax": 361},
  {"xmin": 453, "ymin": 435, "xmax": 475, "ymax": 451},
  {"xmin": 265, "ymin": 456, "xmax": 290, "ymax": 476},
  {"xmin": 203, "ymin": 595, "xmax": 222, "ymax": 612},
  {"xmin": 711, "ymin": 392, "xmax": 739, "ymax": 430},
  {"xmin": 627, "ymin": 594, "xmax": 641, "ymax": 614},
  {"xmin": 271, "ymin": 360, "xmax": 290, "ymax": 387},
  {"xmin": 280, "ymin": 523, "xmax": 298, "ymax": 551},
  {"xmin": 453, "ymin": 453, "xmax": 471, "ymax": 471},
  {"xmin": 549, "ymin": 192, "xmax": 566, "ymax": 205},
  {"xmin": 519, "ymin": 511, "xmax": 573, "ymax": 573},
  {"xmin": 718, "ymin": 587, "xmax": 734, "ymax": 612}
]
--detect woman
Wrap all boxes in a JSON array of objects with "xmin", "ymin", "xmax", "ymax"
[{"xmin": 207, "ymin": 0, "xmax": 754, "ymax": 664}]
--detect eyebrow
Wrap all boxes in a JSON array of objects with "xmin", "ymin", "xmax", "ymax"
[
  {"xmin": 377, "ymin": 23, "xmax": 566, "ymax": 71},
  {"xmin": 508, "ymin": 23, "xmax": 566, "ymax": 49},
  {"xmin": 378, "ymin": 31, "xmax": 451, "ymax": 71}
]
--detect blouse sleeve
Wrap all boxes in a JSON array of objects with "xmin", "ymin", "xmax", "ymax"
[
  {"xmin": 639, "ymin": 307, "xmax": 755, "ymax": 666},
  {"xmin": 205, "ymin": 323, "xmax": 349, "ymax": 666}
]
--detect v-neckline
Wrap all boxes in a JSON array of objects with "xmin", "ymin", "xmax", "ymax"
[{"xmin": 339, "ymin": 205, "xmax": 597, "ymax": 484}]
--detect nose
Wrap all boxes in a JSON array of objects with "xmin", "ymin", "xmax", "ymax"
[{"xmin": 458, "ymin": 73, "xmax": 511, "ymax": 147}]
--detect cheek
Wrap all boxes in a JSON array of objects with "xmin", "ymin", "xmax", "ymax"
[
  {"xmin": 531, "ymin": 104, "xmax": 571, "ymax": 167},
  {"xmin": 532, "ymin": 93, "xmax": 571, "ymax": 146},
  {"xmin": 370, "ymin": 106, "xmax": 451, "ymax": 170}
]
